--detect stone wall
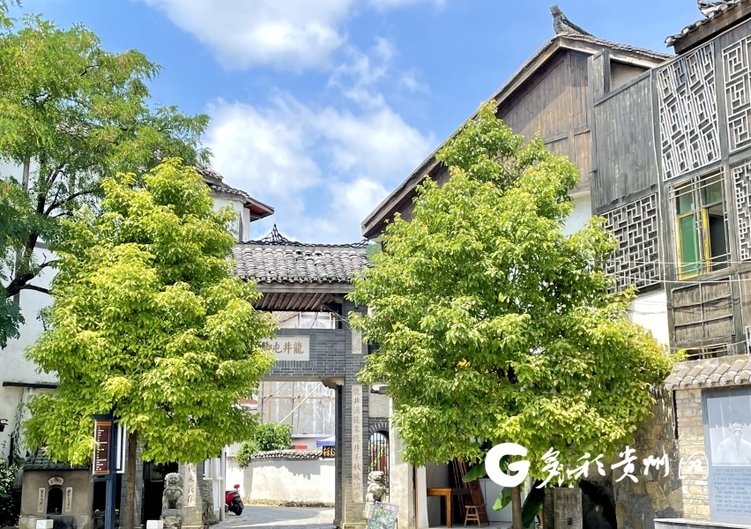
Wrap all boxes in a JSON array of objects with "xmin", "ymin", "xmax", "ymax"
[{"xmin": 613, "ymin": 392, "xmax": 684, "ymax": 529}]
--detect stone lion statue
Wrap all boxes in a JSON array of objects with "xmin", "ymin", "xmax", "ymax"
[
  {"xmin": 162, "ymin": 472, "xmax": 184, "ymax": 512},
  {"xmin": 366, "ymin": 471, "xmax": 388, "ymax": 503},
  {"xmin": 364, "ymin": 471, "xmax": 388, "ymax": 518}
]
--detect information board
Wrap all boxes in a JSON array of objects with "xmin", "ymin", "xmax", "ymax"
[
  {"xmin": 93, "ymin": 419, "xmax": 112, "ymax": 476},
  {"xmin": 366, "ymin": 502, "xmax": 398, "ymax": 529}
]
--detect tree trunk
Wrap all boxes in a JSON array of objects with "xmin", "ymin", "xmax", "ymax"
[
  {"xmin": 511, "ymin": 485, "xmax": 523, "ymax": 529},
  {"xmin": 12, "ymin": 158, "xmax": 31, "ymax": 304},
  {"xmin": 123, "ymin": 430, "xmax": 139, "ymax": 529}
]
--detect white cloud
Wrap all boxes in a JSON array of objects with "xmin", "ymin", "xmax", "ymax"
[
  {"xmin": 205, "ymin": 95, "xmax": 434, "ymax": 242},
  {"xmin": 368, "ymin": 0, "xmax": 444, "ymax": 10},
  {"xmin": 138, "ymin": 0, "xmax": 352, "ymax": 71},
  {"xmin": 399, "ymin": 69, "xmax": 430, "ymax": 93},
  {"xmin": 137, "ymin": 0, "xmax": 444, "ymax": 71}
]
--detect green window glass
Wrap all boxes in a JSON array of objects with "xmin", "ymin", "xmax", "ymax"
[{"xmin": 678, "ymin": 213, "xmax": 700, "ymax": 277}]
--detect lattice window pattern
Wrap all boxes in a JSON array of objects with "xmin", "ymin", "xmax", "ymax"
[
  {"xmin": 733, "ymin": 160, "xmax": 751, "ymax": 260},
  {"xmin": 605, "ymin": 194, "xmax": 661, "ymax": 291},
  {"xmin": 724, "ymin": 37, "xmax": 751, "ymax": 152},
  {"xmin": 657, "ymin": 43, "xmax": 720, "ymax": 180}
]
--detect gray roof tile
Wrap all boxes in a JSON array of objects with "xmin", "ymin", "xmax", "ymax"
[
  {"xmin": 233, "ymin": 227, "xmax": 369, "ymax": 285},
  {"xmin": 665, "ymin": 354, "xmax": 751, "ymax": 390},
  {"xmin": 666, "ymin": 0, "xmax": 746, "ymax": 47}
]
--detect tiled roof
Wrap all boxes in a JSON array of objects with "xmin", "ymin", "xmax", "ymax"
[
  {"xmin": 564, "ymin": 33, "xmax": 671, "ymax": 61},
  {"xmin": 196, "ymin": 164, "xmax": 274, "ymax": 216},
  {"xmin": 25, "ymin": 448, "xmax": 88, "ymax": 471},
  {"xmin": 233, "ymin": 227, "xmax": 369, "ymax": 285},
  {"xmin": 666, "ymin": 0, "xmax": 747, "ymax": 47},
  {"xmin": 665, "ymin": 354, "xmax": 751, "ymax": 390}
]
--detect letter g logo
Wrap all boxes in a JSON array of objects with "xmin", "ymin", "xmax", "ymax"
[{"xmin": 485, "ymin": 443, "xmax": 530, "ymax": 488}]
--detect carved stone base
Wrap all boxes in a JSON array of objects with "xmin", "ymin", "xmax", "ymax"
[{"xmin": 161, "ymin": 515, "xmax": 182, "ymax": 529}]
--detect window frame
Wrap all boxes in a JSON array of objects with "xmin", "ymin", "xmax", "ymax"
[{"xmin": 672, "ymin": 172, "xmax": 730, "ymax": 279}]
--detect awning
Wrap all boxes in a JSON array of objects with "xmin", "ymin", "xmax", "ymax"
[{"xmin": 316, "ymin": 435, "xmax": 335, "ymax": 447}]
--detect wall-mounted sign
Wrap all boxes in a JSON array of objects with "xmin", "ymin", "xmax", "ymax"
[
  {"xmin": 93, "ymin": 419, "xmax": 112, "ymax": 476},
  {"xmin": 263, "ymin": 336, "xmax": 310, "ymax": 361},
  {"xmin": 321, "ymin": 446, "xmax": 336, "ymax": 458},
  {"xmin": 48, "ymin": 476, "xmax": 64, "ymax": 486}
]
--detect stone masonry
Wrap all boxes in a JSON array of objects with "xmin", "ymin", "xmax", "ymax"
[{"xmin": 674, "ymin": 389, "xmax": 711, "ymax": 522}]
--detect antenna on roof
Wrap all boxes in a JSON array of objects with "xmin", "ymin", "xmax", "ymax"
[{"xmin": 550, "ymin": 4, "xmax": 592, "ymax": 36}]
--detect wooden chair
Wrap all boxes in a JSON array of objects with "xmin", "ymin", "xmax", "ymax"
[{"xmin": 463, "ymin": 505, "xmax": 483, "ymax": 527}]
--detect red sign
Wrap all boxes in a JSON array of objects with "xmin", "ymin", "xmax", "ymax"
[{"xmin": 93, "ymin": 419, "xmax": 112, "ymax": 476}]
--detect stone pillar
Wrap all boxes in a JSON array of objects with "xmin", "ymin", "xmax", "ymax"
[
  {"xmin": 180, "ymin": 462, "xmax": 203, "ymax": 529},
  {"xmin": 389, "ymin": 399, "xmax": 415, "ymax": 529},
  {"xmin": 544, "ymin": 487, "xmax": 583, "ymax": 529}
]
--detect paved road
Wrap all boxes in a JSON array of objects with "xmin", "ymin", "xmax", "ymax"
[{"xmin": 217, "ymin": 505, "xmax": 336, "ymax": 529}]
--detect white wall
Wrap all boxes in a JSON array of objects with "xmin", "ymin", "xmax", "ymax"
[
  {"xmin": 213, "ymin": 196, "xmax": 250, "ymax": 242},
  {"xmin": 628, "ymin": 289, "xmax": 670, "ymax": 346},
  {"xmin": 563, "ymin": 192, "xmax": 593, "ymax": 237},
  {"xmin": 226, "ymin": 455, "xmax": 335, "ymax": 506}
]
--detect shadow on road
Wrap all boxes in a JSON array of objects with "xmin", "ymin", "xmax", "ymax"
[{"xmin": 218, "ymin": 505, "xmax": 336, "ymax": 529}]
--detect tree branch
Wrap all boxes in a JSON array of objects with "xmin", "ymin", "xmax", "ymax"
[
  {"xmin": 20, "ymin": 284, "xmax": 50, "ymax": 295},
  {"xmin": 45, "ymin": 187, "xmax": 96, "ymax": 216}
]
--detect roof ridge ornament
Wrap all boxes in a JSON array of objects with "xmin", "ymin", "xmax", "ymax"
[
  {"xmin": 251, "ymin": 224, "xmax": 369, "ymax": 248},
  {"xmin": 550, "ymin": 4, "xmax": 593, "ymax": 36},
  {"xmin": 259, "ymin": 224, "xmax": 295, "ymax": 245},
  {"xmin": 697, "ymin": 0, "xmax": 731, "ymax": 18}
]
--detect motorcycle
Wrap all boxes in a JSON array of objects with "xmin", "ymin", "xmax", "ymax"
[{"xmin": 225, "ymin": 484, "xmax": 244, "ymax": 516}]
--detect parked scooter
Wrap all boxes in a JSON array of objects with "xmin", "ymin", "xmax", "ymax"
[{"xmin": 225, "ymin": 484, "xmax": 244, "ymax": 515}]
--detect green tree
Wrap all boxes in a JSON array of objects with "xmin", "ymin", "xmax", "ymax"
[
  {"xmin": 0, "ymin": 4, "xmax": 209, "ymax": 344},
  {"xmin": 236, "ymin": 422, "xmax": 293, "ymax": 468},
  {"xmin": 350, "ymin": 104, "xmax": 673, "ymax": 528},
  {"xmin": 24, "ymin": 159, "xmax": 276, "ymax": 529}
]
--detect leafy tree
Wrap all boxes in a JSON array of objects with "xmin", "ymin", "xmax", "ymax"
[
  {"xmin": 254, "ymin": 422, "xmax": 292, "ymax": 451},
  {"xmin": 0, "ymin": 4, "xmax": 209, "ymax": 344},
  {"xmin": 0, "ymin": 461, "xmax": 19, "ymax": 526},
  {"xmin": 350, "ymin": 104, "xmax": 673, "ymax": 528},
  {"xmin": 236, "ymin": 422, "xmax": 293, "ymax": 468},
  {"xmin": 24, "ymin": 160, "xmax": 276, "ymax": 529}
]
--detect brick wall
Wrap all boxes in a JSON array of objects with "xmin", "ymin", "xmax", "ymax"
[{"xmin": 674, "ymin": 389, "xmax": 710, "ymax": 521}]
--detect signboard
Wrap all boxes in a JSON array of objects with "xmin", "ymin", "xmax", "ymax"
[
  {"xmin": 263, "ymin": 336, "xmax": 310, "ymax": 361},
  {"xmin": 93, "ymin": 419, "xmax": 112, "ymax": 476},
  {"xmin": 366, "ymin": 503, "xmax": 398, "ymax": 529},
  {"xmin": 321, "ymin": 446, "xmax": 336, "ymax": 458},
  {"xmin": 704, "ymin": 387, "xmax": 751, "ymax": 524}
]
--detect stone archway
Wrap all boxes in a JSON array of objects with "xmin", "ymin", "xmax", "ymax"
[{"xmin": 230, "ymin": 227, "xmax": 375, "ymax": 529}]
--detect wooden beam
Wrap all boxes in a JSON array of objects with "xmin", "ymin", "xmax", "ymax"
[{"xmin": 255, "ymin": 283, "xmax": 354, "ymax": 294}]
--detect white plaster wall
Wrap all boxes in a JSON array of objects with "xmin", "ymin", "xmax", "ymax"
[
  {"xmin": 2, "ymin": 247, "xmax": 58, "ymax": 385},
  {"xmin": 213, "ymin": 196, "xmax": 249, "ymax": 241},
  {"xmin": 628, "ymin": 289, "xmax": 670, "ymax": 346},
  {"xmin": 563, "ymin": 193, "xmax": 593, "ymax": 237},
  {"xmin": 226, "ymin": 456, "xmax": 335, "ymax": 505}
]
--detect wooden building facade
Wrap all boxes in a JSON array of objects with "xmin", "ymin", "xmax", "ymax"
[{"xmin": 363, "ymin": 1, "xmax": 751, "ymax": 527}]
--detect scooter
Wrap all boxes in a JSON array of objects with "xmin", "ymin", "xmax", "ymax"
[{"xmin": 225, "ymin": 484, "xmax": 244, "ymax": 515}]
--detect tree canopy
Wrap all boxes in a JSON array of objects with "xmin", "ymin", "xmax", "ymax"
[
  {"xmin": 24, "ymin": 159, "xmax": 275, "ymax": 466},
  {"xmin": 0, "ymin": 5, "xmax": 209, "ymax": 345},
  {"xmin": 350, "ymin": 103, "xmax": 673, "ymax": 485}
]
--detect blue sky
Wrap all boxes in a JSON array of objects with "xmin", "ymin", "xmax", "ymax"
[{"xmin": 13, "ymin": 0, "xmax": 701, "ymax": 243}]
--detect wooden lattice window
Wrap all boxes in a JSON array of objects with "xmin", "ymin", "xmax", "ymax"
[{"xmin": 673, "ymin": 173, "xmax": 729, "ymax": 278}]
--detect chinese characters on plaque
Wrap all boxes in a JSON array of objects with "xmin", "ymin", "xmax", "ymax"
[
  {"xmin": 263, "ymin": 336, "xmax": 310, "ymax": 361},
  {"xmin": 322, "ymin": 446, "xmax": 336, "ymax": 458},
  {"xmin": 93, "ymin": 419, "xmax": 112, "ymax": 476},
  {"xmin": 352, "ymin": 384, "xmax": 363, "ymax": 502}
]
